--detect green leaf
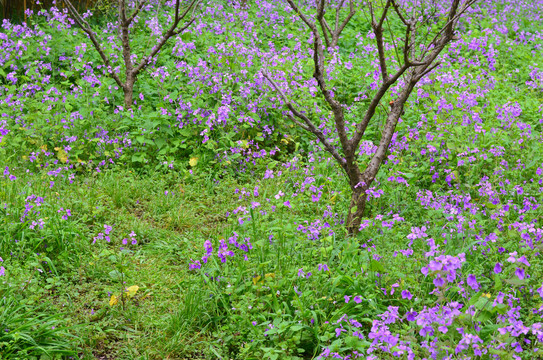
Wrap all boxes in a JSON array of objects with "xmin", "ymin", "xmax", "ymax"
[
  {"xmin": 473, "ymin": 295, "xmax": 491, "ymax": 311},
  {"xmin": 480, "ymin": 324, "xmax": 499, "ymax": 341},
  {"xmin": 154, "ymin": 137, "xmax": 167, "ymax": 149},
  {"xmin": 369, "ymin": 260, "xmax": 385, "ymax": 273},
  {"xmin": 109, "ymin": 270, "xmax": 122, "ymax": 280},
  {"xmin": 504, "ymin": 277, "xmax": 526, "ymax": 287},
  {"xmin": 494, "ymin": 274, "xmax": 502, "ymax": 291}
]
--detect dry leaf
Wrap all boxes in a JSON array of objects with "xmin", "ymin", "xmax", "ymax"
[{"xmin": 125, "ymin": 285, "xmax": 139, "ymax": 298}]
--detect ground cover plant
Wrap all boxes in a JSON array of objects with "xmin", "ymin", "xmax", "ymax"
[{"xmin": 0, "ymin": 0, "xmax": 543, "ymax": 359}]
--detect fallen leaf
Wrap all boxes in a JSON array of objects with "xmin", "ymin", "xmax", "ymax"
[{"xmin": 125, "ymin": 285, "xmax": 139, "ymax": 298}]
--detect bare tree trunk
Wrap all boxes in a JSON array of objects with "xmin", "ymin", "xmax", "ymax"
[
  {"xmin": 123, "ymin": 81, "xmax": 134, "ymax": 108},
  {"xmin": 345, "ymin": 185, "xmax": 367, "ymax": 235}
]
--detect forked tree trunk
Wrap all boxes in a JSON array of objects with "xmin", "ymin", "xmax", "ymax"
[
  {"xmin": 63, "ymin": 0, "xmax": 199, "ymax": 110},
  {"xmin": 261, "ymin": 0, "xmax": 477, "ymax": 236}
]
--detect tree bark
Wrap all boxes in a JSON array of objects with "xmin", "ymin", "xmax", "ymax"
[
  {"xmin": 345, "ymin": 185, "xmax": 367, "ymax": 235},
  {"xmin": 123, "ymin": 81, "xmax": 134, "ymax": 108}
]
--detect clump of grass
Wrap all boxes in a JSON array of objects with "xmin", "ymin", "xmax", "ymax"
[{"xmin": 0, "ymin": 290, "xmax": 78, "ymax": 358}]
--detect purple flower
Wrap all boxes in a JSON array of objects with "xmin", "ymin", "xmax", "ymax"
[
  {"xmin": 344, "ymin": 295, "xmax": 351, "ymax": 303},
  {"xmin": 467, "ymin": 274, "xmax": 479, "ymax": 291},
  {"xmin": 537, "ymin": 286, "xmax": 543, "ymax": 298},
  {"xmin": 420, "ymin": 326, "xmax": 434, "ymax": 337},
  {"xmin": 515, "ymin": 268, "xmax": 525, "ymax": 280},
  {"xmin": 494, "ymin": 262, "xmax": 502, "ymax": 274},
  {"xmin": 428, "ymin": 260, "xmax": 443, "ymax": 271},
  {"xmin": 250, "ymin": 201, "xmax": 260, "ymax": 209},
  {"xmin": 311, "ymin": 191, "xmax": 322, "ymax": 202},
  {"xmin": 433, "ymin": 276, "xmax": 445, "ymax": 288},
  {"xmin": 318, "ymin": 263, "xmax": 329, "ymax": 271},
  {"xmin": 406, "ymin": 310, "xmax": 418, "ymax": 321},
  {"xmin": 517, "ymin": 256, "xmax": 530, "ymax": 267},
  {"xmin": 189, "ymin": 259, "xmax": 201, "ymax": 270},
  {"xmin": 401, "ymin": 290, "xmax": 412, "ymax": 300},
  {"xmin": 353, "ymin": 296, "xmax": 362, "ymax": 304}
]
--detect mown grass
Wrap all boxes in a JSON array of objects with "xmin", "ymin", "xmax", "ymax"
[{"xmin": 1, "ymin": 162, "xmax": 324, "ymax": 359}]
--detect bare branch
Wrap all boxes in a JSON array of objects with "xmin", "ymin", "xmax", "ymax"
[
  {"xmin": 350, "ymin": 62, "xmax": 409, "ymax": 147},
  {"xmin": 262, "ymin": 71, "xmax": 347, "ymax": 169},
  {"xmin": 286, "ymin": 0, "xmax": 320, "ymax": 35},
  {"xmin": 316, "ymin": 0, "xmax": 332, "ymax": 48},
  {"xmin": 414, "ymin": 60, "xmax": 441, "ymax": 82},
  {"xmin": 62, "ymin": 0, "xmax": 125, "ymax": 89},
  {"xmin": 310, "ymin": 32, "xmax": 351, "ymax": 157},
  {"xmin": 321, "ymin": 17, "xmax": 334, "ymax": 37},
  {"xmin": 331, "ymin": 0, "xmax": 355, "ymax": 47},
  {"xmin": 420, "ymin": 0, "xmax": 476, "ymax": 60},
  {"xmin": 318, "ymin": 18, "xmax": 333, "ymax": 48},
  {"xmin": 361, "ymin": 84, "xmax": 414, "ymax": 185},
  {"xmin": 402, "ymin": 21, "xmax": 412, "ymax": 66},
  {"xmin": 335, "ymin": 0, "xmax": 346, "ymax": 33},
  {"xmin": 172, "ymin": 15, "xmax": 198, "ymax": 36},
  {"xmin": 119, "ymin": 0, "xmax": 134, "ymax": 77},
  {"xmin": 389, "ymin": 0, "xmax": 409, "ymax": 26},
  {"xmin": 133, "ymin": 0, "xmax": 200, "ymax": 76},
  {"xmin": 371, "ymin": 0, "xmax": 392, "ymax": 82},
  {"xmin": 119, "ymin": 0, "xmax": 127, "ymax": 24},
  {"xmin": 126, "ymin": 0, "xmax": 148, "ymax": 25}
]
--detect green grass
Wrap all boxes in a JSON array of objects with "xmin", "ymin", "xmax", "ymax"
[{"xmin": 0, "ymin": 163, "xmax": 293, "ymax": 359}]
